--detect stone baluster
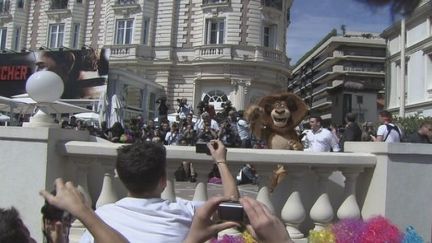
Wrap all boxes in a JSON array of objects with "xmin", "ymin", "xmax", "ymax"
[
  {"xmin": 281, "ymin": 167, "xmax": 307, "ymax": 239},
  {"xmin": 74, "ymin": 159, "xmax": 93, "ymax": 208},
  {"xmin": 71, "ymin": 159, "xmax": 93, "ymax": 229},
  {"xmin": 193, "ymin": 182, "xmax": 208, "ymax": 201},
  {"xmin": 337, "ymin": 168, "xmax": 363, "ymax": 220},
  {"xmin": 256, "ymin": 186, "xmax": 275, "ymax": 214},
  {"xmin": 96, "ymin": 164, "xmax": 119, "ymax": 208},
  {"xmin": 309, "ymin": 168, "xmax": 335, "ymax": 231},
  {"xmin": 161, "ymin": 179, "xmax": 176, "ymax": 202}
]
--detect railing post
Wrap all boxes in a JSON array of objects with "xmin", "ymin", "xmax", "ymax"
[
  {"xmin": 193, "ymin": 182, "xmax": 208, "ymax": 201},
  {"xmin": 70, "ymin": 158, "xmax": 93, "ymax": 230},
  {"xmin": 281, "ymin": 167, "xmax": 307, "ymax": 239},
  {"xmin": 309, "ymin": 168, "xmax": 334, "ymax": 230},
  {"xmin": 256, "ymin": 186, "xmax": 275, "ymax": 214},
  {"xmin": 161, "ymin": 179, "xmax": 176, "ymax": 202},
  {"xmin": 96, "ymin": 164, "xmax": 119, "ymax": 208},
  {"xmin": 337, "ymin": 168, "xmax": 363, "ymax": 220}
]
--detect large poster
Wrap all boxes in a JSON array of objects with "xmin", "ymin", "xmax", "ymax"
[{"xmin": 0, "ymin": 48, "xmax": 109, "ymax": 99}]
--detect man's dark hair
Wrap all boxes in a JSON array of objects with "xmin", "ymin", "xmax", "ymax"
[
  {"xmin": 379, "ymin": 110, "xmax": 392, "ymax": 120},
  {"xmin": 309, "ymin": 115, "xmax": 322, "ymax": 123},
  {"xmin": 345, "ymin": 113, "xmax": 356, "ymax": 123},
  {"xmin": 116, "ymin": 142, "xmax": 167, "ymax": 194},
  {"xmin": 0, "ymin": 207, "xmax": 30, "ymax": 243}
]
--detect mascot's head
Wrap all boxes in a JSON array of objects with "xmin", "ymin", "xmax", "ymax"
[{"xmin": 258, "ymin": 93, "xmax": 309, "ymax": 133}]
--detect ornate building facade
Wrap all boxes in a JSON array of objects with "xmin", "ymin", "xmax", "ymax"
[{"xmin": 0, "ymin": 0, "xmax": 292, "ymax": 121}]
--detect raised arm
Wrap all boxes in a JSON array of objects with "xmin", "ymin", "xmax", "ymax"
[
  {"xmin": 40, "ymin": 178, "xmax": 129, "ymax": 243},
  {"xmin": 207, "ymin": 140, "xmax": 240, "ymax": 200}
]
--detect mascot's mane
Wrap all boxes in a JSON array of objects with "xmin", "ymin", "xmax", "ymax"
[{"xmin": 257, "ymin": 93, "xmax": 309, "ymax": 134}]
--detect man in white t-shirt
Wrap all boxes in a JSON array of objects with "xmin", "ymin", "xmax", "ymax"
[
  {"xmin": 304, "ymin": 116, "xmax": 340, "ymax": 152},
  {"xmin": 373, "ymin": 110, "xmax": 402, "ymax": 143},
  {"xmin": 80, "ymin": 140, "xmax": 238, "ymax": 243}
]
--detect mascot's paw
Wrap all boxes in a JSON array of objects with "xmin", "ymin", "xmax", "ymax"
[{"xmin": 288, "ymin": 140, "xmax": 304, "ymax": 150}]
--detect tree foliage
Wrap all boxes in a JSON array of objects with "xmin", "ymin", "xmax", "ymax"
[{"xmin": 393, "ymin": 115, "xmax": 432, "ymax": 135}]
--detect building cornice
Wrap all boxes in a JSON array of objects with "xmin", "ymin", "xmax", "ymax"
[{"xmin": 381, "ymin": 2, "xmax": 432, "ymax": 38}]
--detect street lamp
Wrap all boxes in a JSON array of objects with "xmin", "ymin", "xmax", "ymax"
[{"xmin": 22, "ymin": 71, "xmax": 64, "ymax": 127}]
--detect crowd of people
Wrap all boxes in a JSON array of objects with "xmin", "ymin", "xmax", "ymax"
[{"xmin": 59, "ymin": 98, "xmax": 432, "ymax": 153}]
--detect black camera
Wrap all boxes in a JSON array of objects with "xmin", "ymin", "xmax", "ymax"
[
  {"xmin": 41, "ymin": 190, "xmax": 73, "ymax": 222},
  {"xmin": 195, "ymin": 141, "xmax": 218, "ymax": 155},
  {"xmin": 218, "ymin": 201, "xmax": 245, "ymax": 222}
]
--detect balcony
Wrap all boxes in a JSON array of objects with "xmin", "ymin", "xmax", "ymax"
[
  {"xmin": 2, "ymin": 127, "xmax": 432, "ymax": 242},
  {"xmin": 46, "ymin": 0, "xmax": 70, "ymax": 19},
  {"xmin": 104, "ymin": 44, "xmax": 153, "ymax": 60},
  {"xmin": 112, "ymin": 0, "xmax": 141, "ymax": 15},
  {"xmin": 201, "ymin": 0, "xmax": 230, "ymax": 9},
  {"xmin": 189, "ymin": 45, "xmax": 289, "ymax": 68}
]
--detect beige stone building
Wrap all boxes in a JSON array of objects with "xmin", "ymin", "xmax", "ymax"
[
  {"xmin": 289, "ymin": 30, "xmax": 386, "ymax": 125},
  {"xmin": 0, "ymin": 0, "xmax": 293, "ymax": 121}
]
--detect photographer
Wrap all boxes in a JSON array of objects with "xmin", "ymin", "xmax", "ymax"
[
  {"xmin": 177, "ymin": 98, "xmax": 193, "ymax": 120},
  {"xmin": 183, "ymin": 196, "xmax": 293, "ymax": 243},
  {"xmin": 79, "ymin": 140, "xmax": 238, "ymax": 242},
  {"xmin": 218, "ymin": 120, "xmax": 237, "ymax": 147},
  {"xmin": 39, "ymin": 178, "xmax": 128, "ymax": 243},
  {"xmin": 156, "ymin": 97, "xmax": 169, "ymax": 124}
]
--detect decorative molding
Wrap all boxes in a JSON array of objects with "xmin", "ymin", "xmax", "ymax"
[
  {"xmin": 45, "ymin": 9, "xmax": 71, "ymax": 20},
  {"xmin": 112, "ymin": 3, "xmax": 141, "ymax": 16},
  {"xmin": 231, "ymin": 79, "xmax": 251, "ymax": 94}
]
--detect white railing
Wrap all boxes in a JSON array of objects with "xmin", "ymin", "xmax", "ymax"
[{"xmin": 61, "ymin": 141, "xmax": 376, "ymax": 241}]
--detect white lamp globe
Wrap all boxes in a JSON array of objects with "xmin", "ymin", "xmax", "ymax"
[{"xmin": 26, "ymin": 71, "xmax": 64, "ymax": 103}]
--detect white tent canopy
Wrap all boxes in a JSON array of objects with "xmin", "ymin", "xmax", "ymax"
[{"xmin": 0, "ymin": 114, "xmax": 10, "ymax": 122}]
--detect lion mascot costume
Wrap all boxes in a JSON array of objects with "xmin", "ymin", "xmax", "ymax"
[{"xmin": 245, "ymin": 92, "xmax": 309, "ymax": 150}]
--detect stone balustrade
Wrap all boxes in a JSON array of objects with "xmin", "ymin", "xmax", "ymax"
[
  {"xmin": 1, "ymin": 127, "xmax": 432, "ymax": 242},
  {"xmin": 61, "ymin": 141, "xmax": 376, "ymax": 241}
]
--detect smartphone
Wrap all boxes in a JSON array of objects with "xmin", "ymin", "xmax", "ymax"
[{"xmin": 218, "ymin": 201, "xmax": 244, "ymax": 222}]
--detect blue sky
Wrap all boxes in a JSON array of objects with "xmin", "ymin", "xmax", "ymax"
[{"xmin": 287, "ymin": 0, "xmax": 394, "ymax": 64}]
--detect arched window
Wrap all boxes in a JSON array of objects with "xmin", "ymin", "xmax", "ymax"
[{"xmin": 202, "ymin": 90, "xmax": 228, "ymax": 110}]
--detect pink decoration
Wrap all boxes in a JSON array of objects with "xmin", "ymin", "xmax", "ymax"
[
  {"xmin": 360, "ymin": 216, "xmax": 403, "ymax": 243},
  {"xmin": 332, "ymin": 218, "xmax": 365, "ymax": 243}
]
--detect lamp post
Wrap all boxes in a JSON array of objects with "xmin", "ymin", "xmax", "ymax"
[{"xmin": 22, "ymin": 71, "xmax": 64, "ymax": 128}]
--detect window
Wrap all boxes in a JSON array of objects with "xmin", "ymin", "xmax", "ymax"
[
  {"xmin": 0, "ymin": 0, "xmax": 10, "ymax": 12},
  {"xmin": 263, "ymin": 25, "xmax": 276, "ymax": 48},
  {"xmin": 205, "ymin": 19, "xmax": 224, "ymax": 44},
  {"xmin": 48, "ymin": 24, "xmax": 65, "ymax": 48},
  {"xmin": 202, "ymin": 90, "xmax": 228, "ymax": 110},
  {"xmin": 13, "ymin": 26, "xmax": 21, "ymax": 51},
  {"xmin": 115, "ymin": 19, "xmax": 133, "ymax": 45},
  {"xmin": 142, "ymin": 18, "xmax": 149, "ymax": 45},
  {"xmin": 17, "ymin": 0, "xmax": 24, "ymax": 8},
  {"xmin": 50, "ymin": 0, "xmax": 68, "ymax": 9},
  {"xmin": 0, "ymin": 28, "xmax": 6, "ymax": 50},
  {"xmin": 261, "ymin": 0, "xmax": 283, "ymax": 10},
  {"xmin": 71, "ymin": 23, "xmax": 80, "ymax": 49}
]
